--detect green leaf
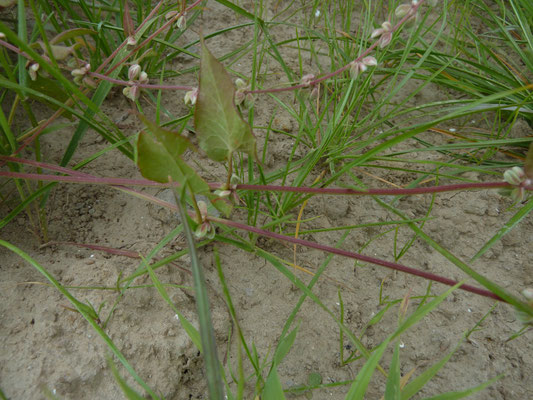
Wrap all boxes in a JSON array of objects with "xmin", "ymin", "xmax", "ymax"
[
  {"xmin": 263, "ymin": 368, "xmax": 286, "ymax": 400},
  {"xmin": 50, "ymin": 28, "xmax": 97, "ymax": 44},
  {"xmin": 195, "ymin": 39, "xmax": 256, "ymax": 162},
  {"xmin": 137, "ymin": 115, "xmax": 233, "ymax": 217},
  {"xmin": 137, "ymin": 120, "xmax": 210, "ymax": 195}
]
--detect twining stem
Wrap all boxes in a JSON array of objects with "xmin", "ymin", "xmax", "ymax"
[{"xmin": 208, "ymin": 215, "xmax": 504, "ymax": 302}]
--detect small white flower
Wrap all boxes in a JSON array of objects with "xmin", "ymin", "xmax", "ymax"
[
  {"xmin": 300, "ymin": 74, "xmax": 315, "ymax": 87},
  {"xmin": 349, "ymin": 57, "xmax": 377, "ymax": 79},
  {"xmin": 176, "ymin": 14, "xmax": 187, "ymax": 30},
  {"xmin": 371, "ymin": 21, "xmax": 393, "ymax": 48},
  {"xmin": 184, "ymin": 87, "xmax": 199, "ymax": 106},
  {"xmin": 138, "ymin": 71, "xmax": 148, "ymax": 84},
  {"xmin": 28, "ymin": 63, "xmax": 40, "ymax": 81},
  {"xmin": 123, "ymin": 85, "xmax": 140, "ymax": 101},
  {"xmin": 395, "ymin": 4, "xmax": 412, "ymax": 18},
  {"xmin": 126, "ymin": 36, "xmax": 137, "ymax": 46},
  {"xmin": 503, "ymin": 166, "xmax": 526, "ymax": 186},
  {"xmin": 362, "ymin": 56, "xmax": 377, "ymax": 67},
  {"xmin": 128, "ymin": 64, "xmax": 141, "ymax": 81}
]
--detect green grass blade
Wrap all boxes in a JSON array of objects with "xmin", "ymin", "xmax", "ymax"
[
  {"xmin": 401, "ymin": 342, "xmax": 462, "ymax": 400},
  {"xmin": 142, "ymin": 254, "xmax": 202, "ymax": 351},
  {"xmin": 471, "ymin": 198, "xmax": 533, "ymax": 261},
  {"xmin": 263, "ymin": 367, "xmax": 286, "ymax": 400},
  {"xmin": 420, "ymin": 375, "xmax": 502, "ymax": 400},
  {"xmin": 0, "ymin": 239, "xmax": 158, "ymax": 399},
  {"xmin": 345, "ymin": 284, "xmax": 461, "ymax": 399},
  {"xmin": 109, "ymin": 358, "xmax": 147, "ymax": 400},
  {"xmin": 175, "ymin": 193, "xmax": 224, "ymax": 399},
  {"xmin": 384, "ymin": 342, "xmax": 401, "ymax": 400},
  {"xmin": 375, "ymin": 198, "xmax": 532, "ymax": 317}
]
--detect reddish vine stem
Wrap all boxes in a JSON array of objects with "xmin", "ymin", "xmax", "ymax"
[{"xmin": 208, "ymin": 216, "xmax": 503, "ymax": 302}]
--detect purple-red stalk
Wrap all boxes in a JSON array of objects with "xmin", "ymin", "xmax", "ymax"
[
  {"xmin": 2, "ymin": 169, "xmax": 528, "ymax": 194},
  {"xmin": 208, "ymin": 215, "xmax": 503, "ymax": 302}
]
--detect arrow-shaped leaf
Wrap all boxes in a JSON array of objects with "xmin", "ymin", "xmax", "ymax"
[
  {"xmin": 136, "ymin": 115, "xmax": 234, "ymax": 217},
  {"xmin": 194, "ymin": 39, "xmax": 256, "ymax": 162}
]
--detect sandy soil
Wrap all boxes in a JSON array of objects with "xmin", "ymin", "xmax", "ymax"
[{"xmin": 1, "ymin": 1, "xmax": 532, "ymax": 399}]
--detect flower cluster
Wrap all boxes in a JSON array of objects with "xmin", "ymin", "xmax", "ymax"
[
  {"xmin": 234, "ymin": 78, "xmax": 254, "ymax": 108},
  {"xmin": 123, "ymin": 64, "xmax": 149, "ymax": 101},
  {"xmin": 71, "ymin": 63, "xmax": 97, "ymax": 88},
  {"xmin": 371, "ymin": 21, "xmax": 393, "ymax": 48},
  {"xmin": 503, "ymin": 166, "xmax": 531, "ymax": 202},
  {"xmin": 165, "ymin": 11, "xmax": 187, "ymax": 30},
  {"xmin": 349, "ymin": 56, "xmax": 378, "ymax": 79},
  {"xmin": 193, "ymin": 201, "xmax": 215, "ymax": 239}
]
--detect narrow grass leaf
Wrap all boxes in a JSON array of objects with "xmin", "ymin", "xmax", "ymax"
[
  {"xmin": 346, "ymin": 284, "xmax": 460, "ymax": 399},
  {"xmin": 375, "ymin": 198, "xmax": 532, "ymax": 317},
  {"xmin": 470, "ymin": 198, "xmax": 533, "ymax": 262},
  {"xmin": 384, "ymin": 342, "xmax": 401, "ymax": 400},
  {"xmin": 401, "ymin": 342, "xmax": 462, "ymax": 400},
  {"xmin": 0, "ymin": 240, "xmax": 158, "ymax": 398},
  {"xmin": 345, "ymin": 337, "xmax": 391, "ymax": 400},
  {"xmin": 420, "ymin": 375, "xmax": 502, "ymax": 400},
  {"xmin": 175, "ymin": 194, "xmax": 224, "ymax": 399},
  {"xmin": 109, "ymin": 358, "xmax": 146, "ymax": 400},
  {"xmin": 142, "ymin": 255, "xmax": 202, "ymax": 351}
]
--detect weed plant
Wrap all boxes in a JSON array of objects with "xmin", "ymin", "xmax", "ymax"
[{"xmin": 0, "ymin": 0, "xmax": 532, "ymax": 398}]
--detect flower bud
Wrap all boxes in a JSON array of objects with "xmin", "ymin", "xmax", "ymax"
[
  {"xmin": 138, "ymin": 71, "xmax": 148, "ymax": 84},
  {"xmin": 523, "ymin": 288, "xmax": 533, "ymax": 301},
  {"xmin": 244, "ymin": 93, "xmax": 255, "ymax": 109},
  {"xmin": 82, "ymin": 76, "xmax": 97, "ymax": 89},
  {"xmin": 184, "ymin": 88, "xmax": 198, "ymax": 106},
  {"xmin": 71, "ymin": 68, "xmax": 86, "ymax": 77},
  {"xmin": 128, "ymin": 64, "xmax": 141, "ymax": 81},
  {"xmin": 194, "ymin": 222, "xmax": 210, "ymax": 238},
  {"xmin": 234, "ymin": 90, "xmax": 245, "ymax": 106},
  {"xmin": 123, "ymin": 85, "xmax": 140, "ymax": 101},
  {"xmin": 300, "ymin": 74, "xmax": 315, "ymax": 87},
  {"xmin": 235, "ymin": 78, "xmax": 247, "ymax": 89},
  {"xmin": 165, "ymin": 11, "xmax": 178, "ymax": 20},
  {"xmin": 362, "ymin": 56, "xmax": 377, "ymax": 67},
  {"xmin": 503, "ymin": 166, "xmax": 526, "ymax": 186},
  {"xmin": 28, "ymin": 63, "xmax": 40, "ymax": 81},
  {"xmin": 395, "ymin": 4, "xmax": 412, "ymax": 18},
  {"xmin": 176, "ymin": 14, "xmax": 187, "ymax": 30},
  {"xmin": 214, "ymin": 189, "xmax": 232, "ymax": 198},
  {"xmin": 126, "ymin": 36, "xmax": 137, "ymax": 46},
  {"xmin": 230, "ymin": 174, "xmax": 240, "ymax": 185}
]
